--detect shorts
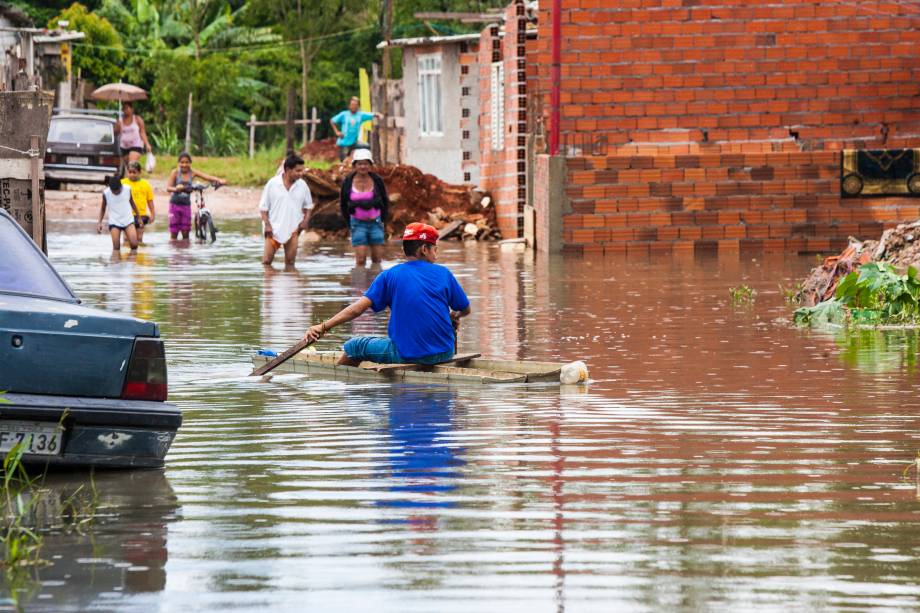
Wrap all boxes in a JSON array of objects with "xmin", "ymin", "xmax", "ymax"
[
  {"xmin": 337, "ymin": 145, "xmax": 355, "ymax": 161},
  {"xmin": 120, "ymin": 146, "xmax": 144, "ymax": 157},
  {"xmin": 135, "ymin": 215, "xmax": 150, "ymax": 228},
  {"xmin": 349, "ymin": 217, "xmax": 385, "ymax": 247},
  {"xmin": 169, "ymin": 203, "xmax": 192, "ymax": 234},
  {"xmin": 108, "ymin": 223, "xmax": 133, "ymax": 231},
  {"xmin": 343, "ymin": 336, "xmax": 454, "ymax": 365}
]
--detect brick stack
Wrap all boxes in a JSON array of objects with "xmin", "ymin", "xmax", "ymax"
[{"xmin": 528, "ymin": 0, "xmax": 920, "ymax": 254}]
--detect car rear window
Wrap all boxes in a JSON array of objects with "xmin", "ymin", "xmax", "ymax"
[
  {"xmin": 0, "ymin": 216, "xmax": 75, "ymax": 301},
  {"xmin": 48, "ymin": 118, "xmax": 114, "ymax": 145}
]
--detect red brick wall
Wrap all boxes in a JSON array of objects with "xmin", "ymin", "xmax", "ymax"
[
  {"xmin": 561, "ymin": 150, "xmax": 919, "ymax": 256},
  {"xmin": 528, "ymin": 0, "xmax": 920, "ymax": 253},
  {"xmin": 478, "ymin": 0, "xmax": 530, "ymax": 239},
  {"xmin": 534, "ymin": 0, "xmax": 920, "ymax": 151}
]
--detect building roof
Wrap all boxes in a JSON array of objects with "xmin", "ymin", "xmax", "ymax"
[
  {"xmin": 34, "ymin": 31, "xmax": 85, "ymax": 44},
  {"xmin": 376, "ymin": 32, "xmax": 481, "ymax": 50}
]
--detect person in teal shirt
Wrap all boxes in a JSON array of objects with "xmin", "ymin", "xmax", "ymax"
[{"xmin": 330, "ymin": 96, "xmax": 379, "ymax": 160}]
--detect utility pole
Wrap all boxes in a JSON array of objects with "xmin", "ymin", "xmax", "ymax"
[
  {"xmin": 285, "ymin": 85, "xmax": 296, "ymax": 154},
  {"xmin": 185, "ymin": 0, "xmax": 201, "ymax": 153}
]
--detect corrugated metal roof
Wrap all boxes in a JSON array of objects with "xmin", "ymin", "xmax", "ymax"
[
  {"xmin": 34, "ymin": 31, "xmax": 85, "ymax": 44},
  {"xmin": 376, "ymin": 32, "xmax": 481, "ymax": 50}
]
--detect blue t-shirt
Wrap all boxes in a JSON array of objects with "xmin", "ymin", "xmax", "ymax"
[
  {"xmin": 332, "ymin": 110, "xmax": 375, "ymax": 147},
  {"xmin": 364, "ymin": 260, "xmax": 470, "ymax": 359}
]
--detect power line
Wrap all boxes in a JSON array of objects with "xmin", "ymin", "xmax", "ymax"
[{"xmin": 70, "ymin": 24, "xmax": 377, "ymax": 56}]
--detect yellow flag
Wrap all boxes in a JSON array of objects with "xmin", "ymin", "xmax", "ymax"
[
  {"xmin": 60, "ymin": 43, "xmax": 72, "ymax": 79},
  {"xmin": 359, "ymin": 68, "xmax": 372, "ymax": 142}
]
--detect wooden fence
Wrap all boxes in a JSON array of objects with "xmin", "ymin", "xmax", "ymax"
[{"xmin": 247, "ymin": 108, "xmax": 320, "ymax": 158}]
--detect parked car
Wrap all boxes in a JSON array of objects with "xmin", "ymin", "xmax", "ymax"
[
  {"xmin": 43, "ymin": 113, "xmax": 121, "ymax": 189},
  {"xmin": 0, "ymin": 209, "xmax": 180, "ymax": 468}
]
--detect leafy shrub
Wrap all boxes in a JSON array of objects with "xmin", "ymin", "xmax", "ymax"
[
  {"xmin": 149, "ymin": 123, "xmax": 182, "ymax": 156},
  {"xmin": 794, "ymin": 263, "xmax": 920, "ymax": 326}
]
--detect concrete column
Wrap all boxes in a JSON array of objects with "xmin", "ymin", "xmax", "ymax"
[{"xmin": 533, "ymin": 154, "xmax": 567, "ymax": 254}]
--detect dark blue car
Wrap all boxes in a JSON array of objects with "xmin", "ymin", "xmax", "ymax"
[{"xmin": 0, "ymin": 209, "xmax": 180, "ymax": 468}]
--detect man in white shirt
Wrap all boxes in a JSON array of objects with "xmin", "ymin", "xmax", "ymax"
[{"xmin": 260, "ymin": 154, "xmax": 313, "ymax": 267}]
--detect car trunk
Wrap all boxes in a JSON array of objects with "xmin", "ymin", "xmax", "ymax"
[
  {"xmin": 44, "ymin": 141, "xmax": 120, "ymax": 168},
  {"xmin": 0, "ymin": 294, "xmax": 158, "ymax": 398},
  {"xmin": 44, "ymin": 116, "xmax": 119, "ymax": 169}
]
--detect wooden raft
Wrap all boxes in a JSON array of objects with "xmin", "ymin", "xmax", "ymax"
[{"xmin": 250, "ymin": 351, "xmax": 565, "ymax": 385}]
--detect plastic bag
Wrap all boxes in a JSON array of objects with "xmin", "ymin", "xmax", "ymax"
[{"xmin": 144, "ymin": 152, "xmax": 156, "ymax": 173}]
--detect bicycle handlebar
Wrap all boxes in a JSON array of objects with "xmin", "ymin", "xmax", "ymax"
[{"xmin": 184, "ymin": 182, "xmax": 222, "ymax": 192}]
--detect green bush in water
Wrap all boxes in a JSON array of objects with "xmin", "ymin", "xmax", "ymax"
[{"xmin": 794, "ymin": 263, "xmax": 920, "ymax": 326}]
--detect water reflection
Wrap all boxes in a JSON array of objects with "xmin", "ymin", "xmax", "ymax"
[
  {"xmin": 23, "ymin": 470, "xmax": 178, "ymax": 612},
  {"xmin": 33, "ymin": 224, "xmax": 920, "ymax": 611},
  {"xmin": 377, "ymin": 387, "xmax": 463, "ymax": 518},
  {"xmin": 830, "ymin": 328, "xmax": 919, "ymax": 374}
]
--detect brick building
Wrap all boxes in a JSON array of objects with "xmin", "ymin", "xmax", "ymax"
[
  {"xmin": 377, "ymin": 33, "xmax": 481, "ymax": 185},
  {"xmin": 381, "ymin": 1, "xmax": 920, "ymax": 254},
  {"xmin": 521, "ymin": 0, "xmax": 920, "ymax": 254}
]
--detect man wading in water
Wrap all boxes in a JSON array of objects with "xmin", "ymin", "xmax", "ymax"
[
  {"xmin": 260, "ymin": 154, "xmax": 313, "ymax": 268},
  {"xmin": 303, "ymin": 222, "xmax": 471, "ymax": 365}
]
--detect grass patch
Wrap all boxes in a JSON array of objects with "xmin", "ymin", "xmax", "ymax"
[
  {"xmin": 149, "ymin": 142, "xmax": 333, "ymax": 188},
  {"xmin": 729, "ymin": 285, "xmax": 756, "ymax": 306}
]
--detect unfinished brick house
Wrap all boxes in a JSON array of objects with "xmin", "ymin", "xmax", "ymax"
[{"xmin": 479, "ymin": 0, "xmax": 920, "ymax": 254}]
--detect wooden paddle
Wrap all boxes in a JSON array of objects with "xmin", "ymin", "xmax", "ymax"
[{"xmin": 250, "ymin": 338, "xmax": 314, "ymax": 376}]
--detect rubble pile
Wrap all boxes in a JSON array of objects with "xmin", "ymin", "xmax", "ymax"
[
  {"xmin": 303, "ymin": 163, "xmax": 499, "ymax": 241},
  {"xmin": 797, "ymin": 220, "xmax": 920, "ymax": 306},
  {"xmin": 300, "ymin": 138, "xmax": 338, "ymax": 162}
]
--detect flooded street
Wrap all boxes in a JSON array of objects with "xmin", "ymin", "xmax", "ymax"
[{"xmin": 19, "ymin": 221, "xmax": 920, "ymax": 611}]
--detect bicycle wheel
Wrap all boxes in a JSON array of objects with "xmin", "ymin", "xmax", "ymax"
[
  {"xmin": 207, "ymin": 215, "xmax": 218, "ymax": 242},
  {"xmin": 193, "ymin": 213, "xmax": 204, "ymax": 241}
]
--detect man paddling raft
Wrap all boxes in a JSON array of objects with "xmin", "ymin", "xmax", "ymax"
[{"xmin": 304, "ymin": 222, "xmax": 471, "ymax": 366}]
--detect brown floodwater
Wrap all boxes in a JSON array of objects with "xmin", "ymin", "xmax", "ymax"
[{"xmin": 11, "ymin": 219, "xmax": 920, "ymax": 611}]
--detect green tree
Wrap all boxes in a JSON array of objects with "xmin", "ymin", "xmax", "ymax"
[
  {"xmin": 246, "ymin": 0, "xmax": 370, "ymax": 147},
  {"xmin": 142, "ymin": 0, "xmax": 281, "ymax": 154},
  {"xmin": 47, "ymin": 3, "xmax": 124, "ymax": 84},
  {"xmin": 11, "ymin": 0, "xmax": 102, "ymax": 25}
]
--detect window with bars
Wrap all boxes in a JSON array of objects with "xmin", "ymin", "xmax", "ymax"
[
  {"xmin": 417, "ymin": 54, "xmax": 443, "ymax": 136},
  {"xmin": 490, "ymin": 61, "xmax": 504, "ymax": 151}
]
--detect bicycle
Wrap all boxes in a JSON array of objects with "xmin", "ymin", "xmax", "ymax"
[{"xmin": 185, "ymin": 182, "xmax": 221, "ymax": 242}]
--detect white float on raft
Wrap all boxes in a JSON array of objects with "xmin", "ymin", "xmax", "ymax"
[{"xmin": 251, "ymin": 350, "xmax": 589, "ymax": 386}]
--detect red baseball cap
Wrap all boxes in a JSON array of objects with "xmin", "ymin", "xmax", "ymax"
[{"xmin": 402, "ymin": 222, "xmax": 439, "ymax": 245}]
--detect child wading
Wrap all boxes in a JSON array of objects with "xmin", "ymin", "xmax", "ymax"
[
  {"xmin": 97, "ymin": 175, "xmax": 139, "ymax": 252},
  {"xmin": 122, "ymin": 161, "xmax": 155, "ymax": 244},
  {"xmin": 166, "ymin": 151, "xmax": 226, "ymax": 240}
]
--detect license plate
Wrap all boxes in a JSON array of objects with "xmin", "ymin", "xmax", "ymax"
[
  {"xmin": 0, "ymin": 421, "xmax": 63, "ymax": 456},
  {"xmin": 66, "ymin": 156, "xmax": 89, "ymax": 165}
]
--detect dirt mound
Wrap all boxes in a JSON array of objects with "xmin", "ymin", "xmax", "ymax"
[
  {"xmin": 303, "ymin": 164, "xmax": 497, "ymax": 241},
  {"xmin": 796, "ymin": 220, "xmax": 920, "ymax": 305},
  {"xmin": 300, "ymin": 138, "xmax": 338, "ymax": 162}
]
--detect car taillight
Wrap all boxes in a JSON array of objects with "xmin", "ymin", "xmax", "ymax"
[
  {"xmin": 45, "ymin": 153, "xmax": 57, "ymax": 163},
  {"xmin": 100, "ymin": 155, "xmax": 120, "ymax": 167},
  {"xmin": 122, "ymin": 337, "xmax": 168, "ymax": 401}
]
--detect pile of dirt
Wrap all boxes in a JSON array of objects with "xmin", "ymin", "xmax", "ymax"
[
  {"xmin": 796, "ymin": 220, "xmax": 920, "ymax": 306},
  {"xmin": 303, "ymin": 163, "xmax": 497, "ymax": 241},
  {"xmin": 300, "ymin": 138, "xmax": 338, "ymax": 162}
]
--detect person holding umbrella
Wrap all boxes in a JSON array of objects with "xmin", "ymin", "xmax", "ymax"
[
  {"xmin": 114, "ymin": 101, "xmax": 152, "ymax": 168},
  {"xmin": 91, "ymin": 83, "xmax": 152, "ymax": 170}
]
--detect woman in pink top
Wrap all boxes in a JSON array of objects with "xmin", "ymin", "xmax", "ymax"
[
  {"xmin": 114, "ymin": 102, "xmax": 152, "ymax": 168},
  {"xmin": 339, "ymin": 148, "xmax": 390, "ymax": 266}
]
